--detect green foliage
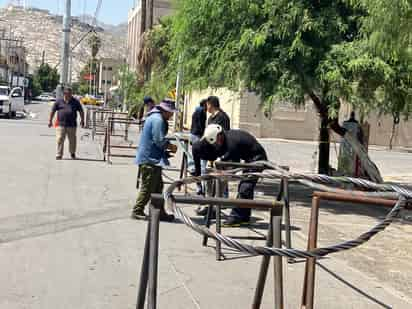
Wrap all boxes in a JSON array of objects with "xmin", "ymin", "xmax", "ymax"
[
  {"xmin": 363, "ymin": 0, "xmax": 412, "ymax": 57},
  {"xmin": 30, "ymin": 77, "xmax": 42, "ymax": 98},
  {"xmin": 168, "ymin": 0, "xmax": 370, "ymax": 116},
  {"xmin": 78, "ymin": 59, "xmax": 99, "ymax": 95},
  {"xmin": 33, "ymin": 63, "xmax": 60, "ymax": 92},
  {"xmin": 160, "ymin": 0, "xmax": 412, "ymax": 123},
  {"xmin": 127, "ymin": 17, "xmax": 177, "ymax": 114}
]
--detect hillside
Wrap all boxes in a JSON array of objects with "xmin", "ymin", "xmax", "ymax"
[{"xmin": 0, "ymin": 6, "xmax": 127, "ymax": 81}]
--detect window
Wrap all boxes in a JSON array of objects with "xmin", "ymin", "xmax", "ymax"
[{"xmin": 107, "ymin": 67, "xmax": 113, "ymax": 71}]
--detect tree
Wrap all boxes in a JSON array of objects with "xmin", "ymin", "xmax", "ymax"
[
  {"xmin": 363, "ymin": 0, "xmax": 412, "ymax": 56},
  {"xmin": 77, "ymin": 59, "xmax": 99, "ymax": 95},
  {"xmin": 33, "ymin": 63, "xmax": 60, "ymax": 92},
  {"xmin": 156, "ymin": 0, "xmax": 412, "ymax": 181},
  {"xmin": 88, "ymin": 33, "xmax": 102, "ymax": 59}
]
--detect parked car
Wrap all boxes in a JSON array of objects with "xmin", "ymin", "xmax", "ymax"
[
  {"xmin": 80, "ymin": 95, "xmax": 101, "ymax": 106},
  {"xmin": 35, "ymin": 93, "xmax": 56, "ymax": 102},
  {"xmin": 0, "ymin": 86, "xmax": 25, "ymax": 118}
]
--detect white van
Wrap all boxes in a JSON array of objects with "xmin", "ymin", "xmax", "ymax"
[{"xmin": 0, "ymin": 86, "xmax": 25, "ymax": 118}]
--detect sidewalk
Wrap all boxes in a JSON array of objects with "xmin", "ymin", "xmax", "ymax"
[{"xmin": 1, "ymin": 103, "xmax": 411, "ymax": 308}]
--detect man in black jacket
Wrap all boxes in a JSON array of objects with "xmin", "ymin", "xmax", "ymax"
[
  {"xmin": 192, "ymin": 124, "xmax": 267, "ymax": 226},
  {"xmin": 190, "ymin": 99, "xmax": 207, "ymax": 194},
  {"xmin": 206, "ymin": 96, "xmax": 230, "ymax": 130}
]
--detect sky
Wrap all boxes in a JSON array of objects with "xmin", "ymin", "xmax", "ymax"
[{"xmin": 0, "ymin": 0, "xmax": 134, "ymax": 25}]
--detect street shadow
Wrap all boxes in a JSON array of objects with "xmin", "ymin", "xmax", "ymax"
[
  {"xmin": 317, "ymin": 261, "xmax": 393, "ymax": 309},
  {"xmin": 62, "ymin": 157, "xmax": 105, "ymax": 162},
  {"xmin": 256, "ymin": 181, "xmax": 412, "ymax": 226}
]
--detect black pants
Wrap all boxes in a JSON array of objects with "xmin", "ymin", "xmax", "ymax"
[{"xmin": 230, "ymin": 178, "xmax": 258, "ymax": 221}]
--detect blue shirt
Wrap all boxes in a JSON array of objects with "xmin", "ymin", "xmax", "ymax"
[{"xmin": 135, "ymin": 109, "xmax": 170, "ymax": 166}]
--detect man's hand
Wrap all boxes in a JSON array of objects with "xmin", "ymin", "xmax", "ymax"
[
  {"xmin": 168, "ymin": 143, "xmax": 178, "ymax": 153},
  {"xmin": 80, "ymin": 120, "xmax": 85, "ymax": 128},
  {"xmin": 48, "ymin": 121, "xmax": 53, "ymax": 128}
]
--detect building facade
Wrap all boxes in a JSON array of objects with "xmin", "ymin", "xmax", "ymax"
[
  {"xmin": 127, "ymin": 0, "xmax": 173, "ymax": 72},
  {"xmin": 98, "ymin": 58, "xmax": 122, "ymax": 97},
  {"xmin": 184, "ymin": 89, "xmax": 412, "ymax": 148}
]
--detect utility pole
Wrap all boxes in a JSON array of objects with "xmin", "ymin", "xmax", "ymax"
[{"xmin": 57, "ymin": 0, "xmax": 71, "ymax": 99}]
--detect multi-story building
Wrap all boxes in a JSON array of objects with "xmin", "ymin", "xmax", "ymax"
[
  {"xmin": 127, "ymin": 0, "xmax": 173, "ymax": 72},
  {"xmin": 98, "ymin": 58, "xmax": 122, "ymax": 97}
]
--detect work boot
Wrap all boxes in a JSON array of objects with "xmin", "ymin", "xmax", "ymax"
[
  {"xmin": 56, "ymin": 156, "xmax": 62, "ymax": 160},
  {"xmin": 71, "ymin": 153, "xmax": 76, "ymax": 160},
  {"xmin": 195, "ymin": 206, "xmax": 209, "ymax": 216},
  {"xmin": 196, "ymin": 206, "xmax": 216, "ymax": 219},
  {"xmin": 222, "ymin": 216, "xmax": 249, "ymax": 227},
  {"xmin": 131, "ymin": 208, "xmax": 146, "ymax": 220},
  {"xmin": 159, "ymin": 212, "xmax": 175, "ymax": 222}
]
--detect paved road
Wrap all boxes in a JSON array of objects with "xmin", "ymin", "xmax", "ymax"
[{"xmin": 0, "ymin": 102, "xmax": 411, "ymax": 308}]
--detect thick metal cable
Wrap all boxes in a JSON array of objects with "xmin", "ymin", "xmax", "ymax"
[{"xmin": 163, "ymin": 163, "xmax": 409, "ymax": 259}]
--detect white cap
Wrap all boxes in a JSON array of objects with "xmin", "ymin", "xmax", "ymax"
[{"xmin": 202, "ymin": 124, "xmax": 223, "ymax": 144}]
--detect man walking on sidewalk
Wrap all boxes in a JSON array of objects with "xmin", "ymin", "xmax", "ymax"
[
  {"xmin": 48, "ymin": 87, "xmax": 84, "ymax": 160},
  {"xmin": 132, "ymin": 99, "xmax": 178, "ymax": 222}
]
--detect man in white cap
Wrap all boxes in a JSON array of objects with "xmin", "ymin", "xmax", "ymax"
[
  {"xmin": 132, "ymin": 99, "xmax": 178, "ymax": 221},
  {"xmin": 192, "ymin": 124, "xmax": 267, "ymax": 226}
]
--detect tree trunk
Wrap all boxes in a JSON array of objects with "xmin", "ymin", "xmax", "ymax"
[
  {"xmin": 140, "ymin": 0, "xmax": 147, "ymax": 36},
  {"xmin": 318, "ymin": 116, "xmax": 330, "ymax": 174},
  {"xmin": 146, "ymin": 0, "xmax": 154, "ymax": 30},
  {"xmin": 308, "ymin": 91, "xmax": 383, "ymax": 183}
]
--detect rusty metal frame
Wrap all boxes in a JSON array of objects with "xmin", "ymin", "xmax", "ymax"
[
  {"xmin": 136, "ymin": 193, "xmax": 284, "ymax": 309},
  {"xmin": 300, "ymin": 191, "xmax": 398, "ymax": 309},
  {"xmin": 205, "ymin": 161, "xmax": 292, "ymax": 262}
]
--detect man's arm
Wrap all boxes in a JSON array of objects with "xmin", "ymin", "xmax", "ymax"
[
  {"xmin": 151, "ymin": 118, "xmax": 169, "ymax": 150},
  {"xmin": 48, "ymin": 103, "xmax": 57, "ymax": 127},
  {"xmin": 77, "ymin": 101, "xmax": 85, "ymax": 127}
]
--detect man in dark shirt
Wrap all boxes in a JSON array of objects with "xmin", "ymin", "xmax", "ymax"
[
  {"xmin": 190, "ymin": 99, "xmax": 207, "ymax": 194},
  {"xmin": 48, "ymin": 87, "xmax": 84, "ymax": 160},
  {"xmin": 206, "ymin": 96, "xmax": 230, "ymax": 130},
  {"xmin": 191, "ymin": 99, "xmax": 207, "ymax": 138},
  {"xmin": 192, "ymin": 124, "xmax": 268, "ymax": 226}
]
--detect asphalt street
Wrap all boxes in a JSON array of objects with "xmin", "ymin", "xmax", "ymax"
[{"xmin": 0, "ymin": 101, "xmax": 411, "ymax": 308}]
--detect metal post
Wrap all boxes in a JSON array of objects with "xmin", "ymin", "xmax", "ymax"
[
  {"xmin": 301, "ymin": 196, "xmax": 320, "ymax": 309},
  {"xmin": 215, "ymin": 179, "xmax": 222, "ymax": 261},
  {"xmin": 273, "ymin": 215, "xmax": 284, "ymax": 309},
  {"xmin": 173, "ymin": 54, "xmax": 182, "ymax": 131},
  {"xmin": 147, "ymin": 199, "xmax": 161, "ymax": 309},
  {"xmin": 252, "ymin": 209, "xmax": 274, "ymax": 309},
  {"xmin": 282, "ymin": 178, "xmax": 294, "ymax": 264},
  {"xmin": 136, "ymin": 218, "xmax": 152, "ymax": 309},
  {"xmin": 60, "ymin": 0, "xmax": 71, "ymax": 85},
  {"xmin": 202, "ymin": 179, "xmax": 214, "ymax": 247},
  {"xmin": 107, "ymin": 119, "xmax": 111, "ymax": 164}
]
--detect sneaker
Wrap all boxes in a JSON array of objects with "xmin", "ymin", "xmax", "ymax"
[
  {"xmin": 131, "ymin": 209, "xmax": 146, "ymax": 220},
  {"xmin": 71, "ymin": 153, "xmax": 76, "ymax": 159},
  {"xmin": 159, "ymin": 213, "xmax": 175, "ymax": 222},
  {"xmin": 195, "ymin": 206, "xmax": 209, "ymax": 216},
  {"xmin": 222, "ymin": 216, "xmax": 249, "ymax": 227},
  {"xmin": 56, "ymin": 156, "xmax": 62, "ymax": 160}
]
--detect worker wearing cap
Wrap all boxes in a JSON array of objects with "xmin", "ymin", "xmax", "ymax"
[
  {"xmin": 136, "ymin": 96, "xmax": 155, "ymax": 125},
  {"xmin": 192, "ymin": 124, "xmax": 267, "ymax": 226},
  {"xmin": 132, "ymin": 99, "xmax": 178, "ymax": 222}
]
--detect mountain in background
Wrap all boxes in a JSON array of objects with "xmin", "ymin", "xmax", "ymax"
[
  {"xmin": 76, "ymin": 13, "xmax": 128, "ymax": 37},
  {"xmin": 0, "ymin": 5, "xmax": 127, "ymax": 81}
]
